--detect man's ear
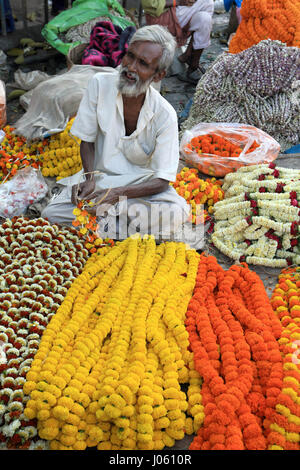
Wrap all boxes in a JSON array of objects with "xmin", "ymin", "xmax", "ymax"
[{"xmin": 152, "ymin": 69, "xmax": 166, "ymax": 83}]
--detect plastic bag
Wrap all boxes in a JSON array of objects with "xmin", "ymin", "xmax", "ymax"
[
  {"xmin": 0, "ymin": 80, "xmax": 6, "ymax": 128},
  {"xmin": 0, "ymin": 166, "xmax": 48, "ymax": 218},
  {"xmin": 13, "ymin": 64, "xmax": 114, "ymax": 141},
  {"xmin": 180, "ymin": 122, "xmax": 281, "ymax": 177},
  {"xmin": 42, "ymin": 0, "xmax": 135, "ymax": 56}
]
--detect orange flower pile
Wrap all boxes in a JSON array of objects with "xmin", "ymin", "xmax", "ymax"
[
  {"xmin": 183, "ymin": 134, "xmax": 260, "ymax": 177},
  {"xmin": 72, "ymin": 200, "xmax": 114, "ymax": 254},
  {"xmin": 171, "ymin": 167, "xmax": 224, "ymax": 224},
  {"xmin": 268, "ymin": 267, "xmax": 300, "ymax": 450},
  {"xmin": 185, "ymin": 254, "xmax": 284, "ymax": 450},
  {"xmin": 0, "ymin": 126, "xmax": 45, "ymax": 183},
  {"xmin": 185, "ymin": 134, "xmax": 260, "ymax": 159},
  {"xmin": 229, "ymin": 0, "xmax": 300, "ymax": 54}
]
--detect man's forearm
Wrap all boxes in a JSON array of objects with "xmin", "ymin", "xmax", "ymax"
[
  {"xmin": 80, "ymin": 141, "xmax": 95, "ymax": 180},
  {"xmin": 115, "ymin": 178, "xmax": 170, "ymax": 200}
]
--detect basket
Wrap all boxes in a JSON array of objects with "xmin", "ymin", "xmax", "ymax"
[{"xmin": 66, "ymin": 43, "xmax": 89, "ymax": 69}]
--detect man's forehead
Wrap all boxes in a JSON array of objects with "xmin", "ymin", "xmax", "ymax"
[{"xmin": 127, "ymin": 41, "xmax": 163, "ymax": 62}]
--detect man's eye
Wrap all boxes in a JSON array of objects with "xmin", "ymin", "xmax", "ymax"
[
  {"xmin": 127, "ymin": 51, "xmax": 134, "ymax": 58},
  {"xmin": 140, "ymin": 60, "xmax": 148, "ymax": 67}
]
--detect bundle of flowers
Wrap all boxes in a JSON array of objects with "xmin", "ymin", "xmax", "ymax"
[
  {"xmin": 23, "ymin": 237, "xmax": 204, "ymax": 450},
  {"xmin": 0, "ymin": 127, "xmax": 44, "ymax": 184},
  {"xmin": 185, "ymin": 134, "xmax": 260, "ymax": 159},
  {"xmin": 171, "ymin": 167, "xmax": 224, "ymax": 224},
  {"xmin": 268, "ymin": 267, "xmax": 300, "ymax": 450},
  {"xmin": 185, "ymin": 254, "xmax": 284, "ymax": 450},
  {"xmin": 0, "ymin": 216, "xmax": 90, "ymax": 449},
  {"xmin": 211, "ymin": 163, "xmax": 300, "ymax": 268},
  {"xmin": 40, "ymin": 118, "xmax": 82, "ymax": 180},
  {"xmin": 229, "ymin": 0, "xmax": 300, "ymax": 54},
  {"xmin": 72, "ymin": 200, "xmax": 115, "ymax": 254},
  {"xmin": 180, "ymin": 40, "xmax": 300, "ymax": 151}
]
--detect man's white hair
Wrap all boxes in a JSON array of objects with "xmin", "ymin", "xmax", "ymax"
[{"xmin": 129, "ymin": 25, "xmax": 177, "ymax": 72}]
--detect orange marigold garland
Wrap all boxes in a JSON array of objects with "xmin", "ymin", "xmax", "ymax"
[
  {"xmin": 0, "ymin": 126, "xmax": 45, "ymax": 184},
  {"xmin": 185, "ymin": 255, "xmax": 284, "ymax": 450},
  {"xmin": 72, "ymin": 200, "xmax": 114, "ymax": 254},
  {"xmin": 268, "ymin": 267, "xmax": 300, "ymax": 450},
  {"xmin": 229, "ymin": 0, "xmax": 300, "ymax": 53}
]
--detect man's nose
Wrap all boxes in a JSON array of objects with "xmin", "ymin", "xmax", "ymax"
[{"xmin": 127, "ymin": 58, "xmax": 137, "ymax": 73}]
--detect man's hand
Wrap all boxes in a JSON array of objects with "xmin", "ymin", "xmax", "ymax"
[
  {"xmin": 85, "ymin": 188, "xmax": 121, "ymax": 216},
  {"xmin": 71, "ymin": 179, "xmax": 96, "ymax": 206}
]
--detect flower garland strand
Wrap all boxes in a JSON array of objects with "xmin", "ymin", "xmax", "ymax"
[
  {"xmin": 0, "ymin": 216, "xmax": 90, "ymax": 449},
  {"xmin": 185, "ymin": 254, "xmax": 284, "ymax": 450},
  {"xmin": 267, "ymin": 267, "xmax": 300, "ymax": 450},
  {"xmin": 23, "ymin": 237, "xmax": 201, "ymax": 450},
  {"xmin": 229, "ymin": 0, "xmax": 300, "ymax": 53},
  {"xmin": 211, "ymin": 163, "xmax": 300, "ymax": 267}
]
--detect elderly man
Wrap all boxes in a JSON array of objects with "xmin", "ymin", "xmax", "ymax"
[{"xmin": 41, "ymin": 25, "xmax": 191, "ymax": 242}]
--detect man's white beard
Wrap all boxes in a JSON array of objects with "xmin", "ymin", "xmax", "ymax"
[{"xmin": 118, "ymin": 65, "xmax": 154, "ymax": 97}]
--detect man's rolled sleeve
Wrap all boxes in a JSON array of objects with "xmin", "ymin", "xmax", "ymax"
[{"xmin": 70, "ymin": 74, "xmax": 99, "ymax": 143}]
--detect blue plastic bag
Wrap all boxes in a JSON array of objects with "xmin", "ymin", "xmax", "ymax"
[{"xmin": 223, "ymin": 0, "xmax": 243, "ymax": 12}]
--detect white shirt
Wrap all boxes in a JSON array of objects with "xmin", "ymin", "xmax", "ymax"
[{"xmin": 63, "ymin": 69, "xmax": 180, "ymax": 190}]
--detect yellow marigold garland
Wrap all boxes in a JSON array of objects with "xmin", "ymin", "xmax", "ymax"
[
  {"xmin": 268, "ymin": 267, "xmax": 300, "ymax": 450},
  {"xmin": 24, "ymin": 237, "xmax": 202, "ymax": 450},
  {"xmin": 40, "ymin": 118, "xmax": 82, "ymax": 180}
]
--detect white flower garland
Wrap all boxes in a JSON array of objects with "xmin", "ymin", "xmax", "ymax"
[{"xmin": 211, "ymin": 164, "xmax": 300, "ymax": 267}]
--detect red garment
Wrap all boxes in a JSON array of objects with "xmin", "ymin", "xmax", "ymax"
[{"xmin": 145, "ymin": 7, "xmax": 190, "ymax": 47}]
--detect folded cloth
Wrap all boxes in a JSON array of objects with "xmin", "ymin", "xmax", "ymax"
[{"xmin": 81, "ymin": 21, "xmax": 136, "ymax": 67}]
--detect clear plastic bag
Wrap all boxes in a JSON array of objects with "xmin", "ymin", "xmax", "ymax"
[
  {"xmin": 0, "ymin": 166, "xmax": 48, "ymax": 218},
  {"xmin": 180, "ymin": 122, "xmax": 281, "ymax": 177},
  {"xmin": 0, "ymin": 80, "xmax": 6, "ymax": 128}
]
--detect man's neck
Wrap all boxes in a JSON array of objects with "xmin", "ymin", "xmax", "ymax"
[
  {"xmin": 122, "ymin": 93, "xmax": 147, "ymax": 136},
  {"xmin": 122, "ymin": 93, "xmax": 146, "ymax": 110}
]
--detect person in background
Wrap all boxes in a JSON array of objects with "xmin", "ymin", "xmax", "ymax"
[
  {"xmin": 51, "ymin": 0, "xmax": 74, "ymax": 16},
  {"xmin": 142, "ymin": 0, "xmax": 214, "ymax": 85},
  {"xmin": 222, "ymin": 0, "xmax": 242, "ymax": 44}
]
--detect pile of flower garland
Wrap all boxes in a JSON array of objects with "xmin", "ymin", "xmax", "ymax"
[
  {"xmin": 0, "ymin": 126, "xmax": 44, "ymax": 184},
  {"xmin": 0, "ymin": 216, "xmax": 90, "ymax": 449},
  {"xmin": 23, "ymin": 237, "xmax": 204, "ymax": 450},
  {"xmin": 180, "ymin": 40, "xmax": 300, "ymax": 151},
  {"xmin": 211, "ymin": 163, "xmax": 300, "ymax": 268},
  {"xmin": 40, "ymin": 118, "xmax": 82, "ymax": 181},
  {"xmin": 171, "ymin": 167, "xmax": 224, "ymax": 224},
  {"xmin": 268, "ymin": 267, "xmax": 300, "ymax": 450},
  {"xmin": 184, "ymin": 134, "xmax": 259, "ymax": 159},
  {"xmin": 229, "ymin": 0, "xmax": 300, "ymax": 53},
  {"xmin": 185, "ymin": 254, "xmax": 284, "ymax": 450}
]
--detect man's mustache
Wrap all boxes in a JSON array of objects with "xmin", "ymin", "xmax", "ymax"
[{"xmin": 120, "ymin": 66, "xmax": 139, "ymax": 83}]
